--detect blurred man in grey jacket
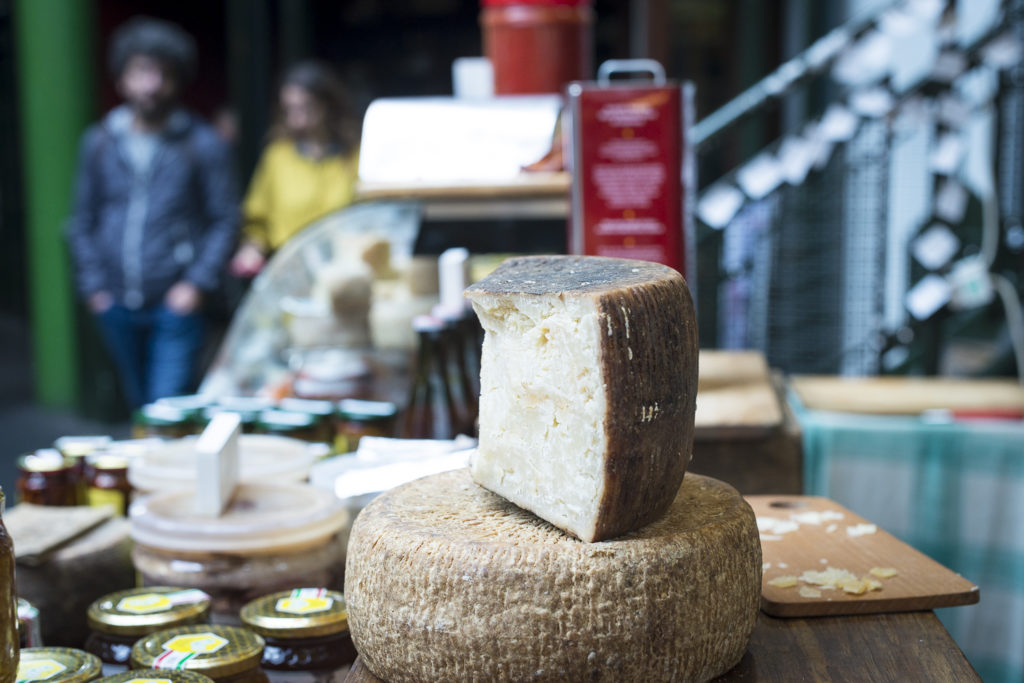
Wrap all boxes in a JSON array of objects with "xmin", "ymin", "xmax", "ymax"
[{"xmin": 68, "ymin": 17, "xmax": 238, "ymax": 408}]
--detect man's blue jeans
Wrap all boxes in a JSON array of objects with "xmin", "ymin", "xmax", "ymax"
[{"xmin": 95, "ymin": 304, "xmax": 205, "ymax": 409}]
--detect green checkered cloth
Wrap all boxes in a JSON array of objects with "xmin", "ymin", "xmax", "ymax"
[{"xmin": 791, "ymin": 389, "xmax": 1024, "ymax": 683}]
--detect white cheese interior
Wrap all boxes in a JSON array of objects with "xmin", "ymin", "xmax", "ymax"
[{"xmin": 469, "ymin": 292, "xmax": 606, "ymax": 540}]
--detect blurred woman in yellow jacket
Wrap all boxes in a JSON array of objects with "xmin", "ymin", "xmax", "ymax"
[{"xmin": 230, "ymin": 61, "xmax": 360, "ymax": 277}]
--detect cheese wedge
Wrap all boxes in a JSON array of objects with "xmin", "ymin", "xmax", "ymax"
[
  {"xmin": 464, "ymin": 255, "xmax": 698, "ymax": 541},
  {"xmin": 345, "ymin": 469, "xmax": 762, "ymax": 683}
]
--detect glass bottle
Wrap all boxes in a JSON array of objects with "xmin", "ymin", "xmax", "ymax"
[
  {"xmin": 1, "ymin": 487, "xmax": 19, "ymax": 681},
  {"xmin": 435, "ymin": 310, "xmax": 479, "ymax": 437},
  {"xmin": 401, "ymin": 315, "xmax": 458, "ymax": 440}
]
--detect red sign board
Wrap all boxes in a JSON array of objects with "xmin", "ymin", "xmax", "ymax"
[{"xmin": 567, "ymin": 80, "xmax": 694, "ymax": 281}]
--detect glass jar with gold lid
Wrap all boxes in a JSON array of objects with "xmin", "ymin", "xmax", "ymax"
[
  {"xmin": 17, "ymin": 450, "xmax": 77, "ymax": 506},
  {"xmin": 85, "ymin": 587, "xmax": 212, "ymax": 675},
  {"xmin": 240, "ymin": 588, "xmax": 356, "ymax": 680},
  {"xmin": 96, "ymin": 669, "xmax": 214, "ymax": 683},
  {"xmin": 16, "ymin": 647, "xmax": 102, "ymax": 683},
  {"xmin": 130, "ymin": 625, "xmax": 267, "ymax": 682}
]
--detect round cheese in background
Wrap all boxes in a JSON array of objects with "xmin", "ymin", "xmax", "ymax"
[{"xmin": 345, "ymin": 469, "xmax": 762, "ymax": 683}]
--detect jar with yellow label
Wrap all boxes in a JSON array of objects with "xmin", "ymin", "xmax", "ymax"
[
  {"xmin": 130, "ymin": 625, "xmax": 267, "ymax": 682},
  {"xmin": 96, "ymin": 670, "xmax": 214, "ymax": 683},
  {"xmin": 85, "ymin": 587, "xmax": 212, "ymax": 675},
  {"xmin": 240, "ymin": 588, "xmax": 356, "ymax": 681},
  {"xmin": 85, "ymin": 455, "xmax": 132, "ymax": 516},
  {"xmin": 16, "ymin": 647, "xmax": 102, "ymax": 683},
  {"xmin": 96, "ymin": 669, "xmax": 214, "ymax": 683}
]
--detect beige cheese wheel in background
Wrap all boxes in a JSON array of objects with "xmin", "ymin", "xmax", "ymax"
[{"xmin": 345, "ymin": 469, "xmax": 762, "ymax": 683}]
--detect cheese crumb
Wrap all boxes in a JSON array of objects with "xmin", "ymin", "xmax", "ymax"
[
  {"xmin": 799, "ymin": 586, "xmax": 822, "ymax": 599},
  {"xmin": 768, "ymin": 576, "xmax": 798, "ymax": 588},
  {"xmin": 862, "ymin": 576, "xmax": 883, "ymax": 591},
  {"xmin": 801, "ymin": 567, "xmax": 859, "ymax": 588},
  {"xmin": 841, "ymin": 579, "xmax": 868, "ymax": 595},
  {"xmin": 846, "ymin": 523, "xmax": 878, "ymax": 537},
  {"xmin": 756, "ymin": 517, "xmax": 800, "ymax": 535},
  {"xmin": 869, "ymin": 567, "xmax": 898, "ymax": 578}
]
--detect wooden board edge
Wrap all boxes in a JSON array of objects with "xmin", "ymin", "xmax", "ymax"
[{"xmin": 761, "ymin": 586, "xmax": 980, "ymax": 618}]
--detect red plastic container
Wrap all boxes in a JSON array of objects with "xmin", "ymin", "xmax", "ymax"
[{"xmin": 480, "ymin": 0, "xmax": 593, "ymax": 95}]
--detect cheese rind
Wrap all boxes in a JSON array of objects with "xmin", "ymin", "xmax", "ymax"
[
  {"xmin": 465, "ymin": 255, "xmax": 698, "ymax": 542},
  {"xmin": 345, "ymin": 469, "xmax": 762, "ymax": 683}
]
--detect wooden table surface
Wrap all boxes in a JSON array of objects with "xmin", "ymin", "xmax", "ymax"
[{"xmin": 345, "ymin": 610, "xmax": 978, "ymax": 682}]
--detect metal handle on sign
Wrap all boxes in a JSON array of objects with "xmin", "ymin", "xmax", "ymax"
[{"xmin": 597, "ymin": 59, "xmax": 666, "ymax": 86}]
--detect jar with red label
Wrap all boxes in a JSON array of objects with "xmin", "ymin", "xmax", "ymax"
[{"xmin": 240, "ymin": 588, "xmax": 356, "ymax": 681}]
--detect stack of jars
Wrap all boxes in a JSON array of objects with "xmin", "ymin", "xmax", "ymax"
[
  {"xmin": 10, "ymin": 585, "xmax": 355, "ymax": 682},
  {"xmin": 131, "ymin": 394, "xmax": 399, "ymax": 457},
  {"xmin": 16, "ymin": 439, "xmax": 133, "ymax": 516}
]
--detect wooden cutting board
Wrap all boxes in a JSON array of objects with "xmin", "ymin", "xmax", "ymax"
[
  {"xmin": 790, "ymin": 375, "xmax": 1024, "ymax": 416},
  {"xmin": 747, "ymin": 495, "xmax": 978, "ymax": 617},
  {"xmin": 695, "ymin": 350, "xmax": 783, "ymax": 438}
]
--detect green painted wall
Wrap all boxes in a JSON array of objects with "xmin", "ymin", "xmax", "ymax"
[{"xmin": 14, "ymin": 0, "xmax": 95, "ymax": 407}]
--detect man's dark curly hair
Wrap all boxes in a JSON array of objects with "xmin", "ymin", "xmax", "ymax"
[{"xmin": 108, "ymin": 16, "xmax": 197, "ymax": 84}]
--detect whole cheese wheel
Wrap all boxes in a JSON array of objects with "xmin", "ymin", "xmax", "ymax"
[
  {"xmin": 345, "ymin": 469, "xmax": 761, "ymax": 683},
  {"xmin": 465, "ymin": 255, "xmax": 698, "ymax": 542}
]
